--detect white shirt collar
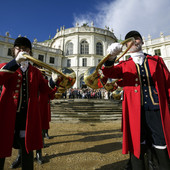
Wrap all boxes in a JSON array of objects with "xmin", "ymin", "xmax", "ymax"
[{"xmin": 130, "ymin": 51, "xmax": 145, "ymax": 65}]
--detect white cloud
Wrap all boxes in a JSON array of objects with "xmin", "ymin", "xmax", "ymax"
[{"xmin": 73, "ymin": 0, "xmax": 170, "ymax": 40}]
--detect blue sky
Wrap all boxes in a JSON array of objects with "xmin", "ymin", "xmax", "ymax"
[{"xmin": 1, "ymin": 0, "xmax": 170, "ymax": 42}]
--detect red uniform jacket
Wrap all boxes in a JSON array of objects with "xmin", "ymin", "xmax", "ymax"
[
  {"xmin": 39, "ymin": 87, "xmax": 51, "ymax": 130},
  {"xmin": 102, "ymin": 55, "xmax": 170, "ymax": 158},
  {"xmin": 0, "ymin": 63, "xmax": 57, "ymax": 158}
]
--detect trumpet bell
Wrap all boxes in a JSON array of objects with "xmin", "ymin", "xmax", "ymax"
[
  {"xmin": 54, "ymin": 67, "xmax": 76, "ymax": 99},
  {"xmin": 58, "ymin": 67, "xmax": 76, "ymax": 89},
  {"xmin": 84, "ymin": 67, "xmax": 108, "ymax": 89}
]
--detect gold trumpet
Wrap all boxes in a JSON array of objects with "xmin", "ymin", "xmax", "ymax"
[
  {"xmin": 84, "ymin": 37, "xmax": 135, "ymax": 90},
  {"xmin": 38, "ymin": 68, "xmax": 52, "ymax": 77},
  {"xmin": 23, "ymin": 54, "xmax": 76, "ymax": 98}
]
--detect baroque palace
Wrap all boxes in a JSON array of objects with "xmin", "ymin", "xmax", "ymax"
[{"xmin": 0, "ymin": 23, "xmax": 170, "ymax": 88}]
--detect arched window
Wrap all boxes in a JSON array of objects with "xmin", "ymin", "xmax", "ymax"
[
  {"xmin": 80, "ymin": 40, "xmax": 89, "ymax": 54},
  {"xmin": 66, "ymin": 42, "xmax": 73, "ymax": 55},
  {"xmin": 96, "ymin": 42, "xmax": 103, "ymax": 55}
]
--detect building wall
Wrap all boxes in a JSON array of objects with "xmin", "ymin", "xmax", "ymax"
[{"xmin": 49, "ymin": 25, "xmax": 117, "ymax": 88}]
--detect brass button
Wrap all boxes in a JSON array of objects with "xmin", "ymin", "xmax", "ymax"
[
  {"xmin": 145, "ymin": 101, "xmax": 147, "ymax": 104},
  {"xmin": 15, "ymin": 90, "xmax": 19, "ymax": 93},
  {"xmin": 135, "ymin": 84, "xmax": 138, "ymax": 87},
  {"xmin": 13, "ymin": 96, "xmax": 17, "ymax": 99},
  {"xmin": 18, "ymin": 74, "xmax": 22, "ymax": 77},
  {"xmin": 16, "ymin": 84, "xmax": 20, "ymax": 88},
  {"xmin": 135, "ymin": 78, "xmax": 138, "ymax": 81},
  {"xmin": 134, "ymin": 90, "xmax": 138, "ymax": 93},
  {"xmin": 17, "ymin": 79, "xmax": 21, "ymax": 83}
]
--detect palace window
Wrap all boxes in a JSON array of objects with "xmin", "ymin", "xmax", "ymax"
[
  {"xmin": 38, "ymin": 55, "xmax": 44, "ymax": 62},
  {"xmin": 154, "ymin": 49, "xmax": 161, "ymax": 56},
  {"xmin": 82, "ymin": 58, "xmax": 87, "ymax": 67},
  {"xmin": 96, "ymin": 42, "xmax": 103, "ymax": 55},
  {"xmin": 80, "ymin": 41, "xmax": 89, "ymax": 54},
  {"xmin": 49, "ymin": 57, "xmax": 55, "ymax": 64},
  {"xmin": 125, "ymin": 55, "xmax": 131, "ymax": 60},
  {"xmin": 7, "ymin": 48, "xmax": 12, "ymax": 56},
  {"xmin": 66, "ymin": 42, "xmax": 73, "ymax": 55},
  {"xmin": 67, "ymin": 59, "xmax": 71, "ymax": 67}
]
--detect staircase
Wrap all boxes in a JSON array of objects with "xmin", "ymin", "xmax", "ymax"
[{"xmin": 50, "ymin": 99, "xmax": 122, "ymax": 123}]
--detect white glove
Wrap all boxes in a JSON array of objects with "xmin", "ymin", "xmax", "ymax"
[
  {"xmin": 52, "ymin": 72, "xmax": 59, "ymax": 83},
  {"xmin": 15, "ymin": 52, "xmax": 27, "ymax": 64},
  {"xmin": 52, "ymin": 72, "xmax": 63, "ymax": 86},
  {"xmin": 107, "ymin": 43, "xmax": 123, "ymax": 60}
]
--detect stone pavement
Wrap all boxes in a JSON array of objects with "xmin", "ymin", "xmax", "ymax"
[{"xmin": 4, "ymin": 121, "xmax": 129, "ymax": 170}]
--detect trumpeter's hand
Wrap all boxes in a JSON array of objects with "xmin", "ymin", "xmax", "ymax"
[
  {"xmin": 15, "ymin": 52, "xmax": 28, "ymax": 64},
  {"xmin": 107, "ymin": 43, "xmax": 123, "ymax": 60},
  {"xmin": 52, "ymin": 72, "xmax": 63, "ymax": 86}
]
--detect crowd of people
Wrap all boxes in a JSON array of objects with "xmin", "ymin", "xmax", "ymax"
[{"xmin": 62, "ymin": 88, "xmax": 115, "ymax": 100}]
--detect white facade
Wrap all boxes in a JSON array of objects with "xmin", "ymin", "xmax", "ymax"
[
  {"xmin": 0, "ymin": 27, "xmax": 170, "ymax": 89},
  {"xmin": 47, "ymin": 24, "xmax": 117, "ymax": 88}
]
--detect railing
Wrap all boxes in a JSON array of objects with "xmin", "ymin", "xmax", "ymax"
[
  {"xmin": 55, "ymin": 26, "xmax": 116, "ymax": 39},
  {"xmin": 144, "ymin": 35, "xmax": 170, "ymax": 46},
  {"xmin": 32, "ymin": 43, "xmax": 63, "ymax": 54},
  {"xmin": 0, "ymin": 35, "xmax": 15, "ymax": 44}
]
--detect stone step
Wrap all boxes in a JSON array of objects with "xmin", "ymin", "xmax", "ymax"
[
  {"xmin": 51, "ymin": 108, "xmax": 122, "ymax": 111},
  {"xmin": 51, "ymin": 115, "xmax": 121, "ymax": 123},
  {"xmin": 50, "ymin": 99, "xmax": 122, "ymax": 122},
  {"xmin": 51, "ymin": 110, "xmax": 121, "ymax": 114},
  {"xmin": 51, "ymin": 113, "xmax": 121, "ymax": 117},
  {"xmin": 52, "ymin": 105, "xmax": 121, "ymax": 109}
]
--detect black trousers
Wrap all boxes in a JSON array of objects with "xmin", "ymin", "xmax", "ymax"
[
  {"xmin": 131, "ymin": 147, "xmax": 170, "ymax": 170},
  {"xmin": 14, "ymin": 137, "xmax": 33, "ymax": 170},
  {"xmin": 141, "ymin": 109, "xmax": 166, "ymax": 146},
  {"xmin": 0, "ymin": 137, "xmax": 33, "ymax": 170},
  {"xmin": 0, "ymin": 158, "xmax": 5, "ymax": 170}
]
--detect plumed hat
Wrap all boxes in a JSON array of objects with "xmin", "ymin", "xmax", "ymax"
[
  {"xmin": 125, "ymin": 30, "xmax": 142, "ymax": 40},
  {"xmin": 14, "ymin": 37, "xmax": 32, "ymax": 50}
]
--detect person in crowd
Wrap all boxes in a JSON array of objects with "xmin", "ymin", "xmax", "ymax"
[
  {"xmin": 102, "ymin": 30, "xmax": 170, "ymax": 170},
  {"xmin": 0, "ymin": 37, "xmax": 61, "ymax": 170}
]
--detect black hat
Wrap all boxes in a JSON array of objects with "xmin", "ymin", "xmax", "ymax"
[
  {"xmin": 14, "ymin": 37, "xmax": 32, "ymax": 50},
  {"xmin": 125, "ymin": 30, "xmax": 142, "ymax": 40}
]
